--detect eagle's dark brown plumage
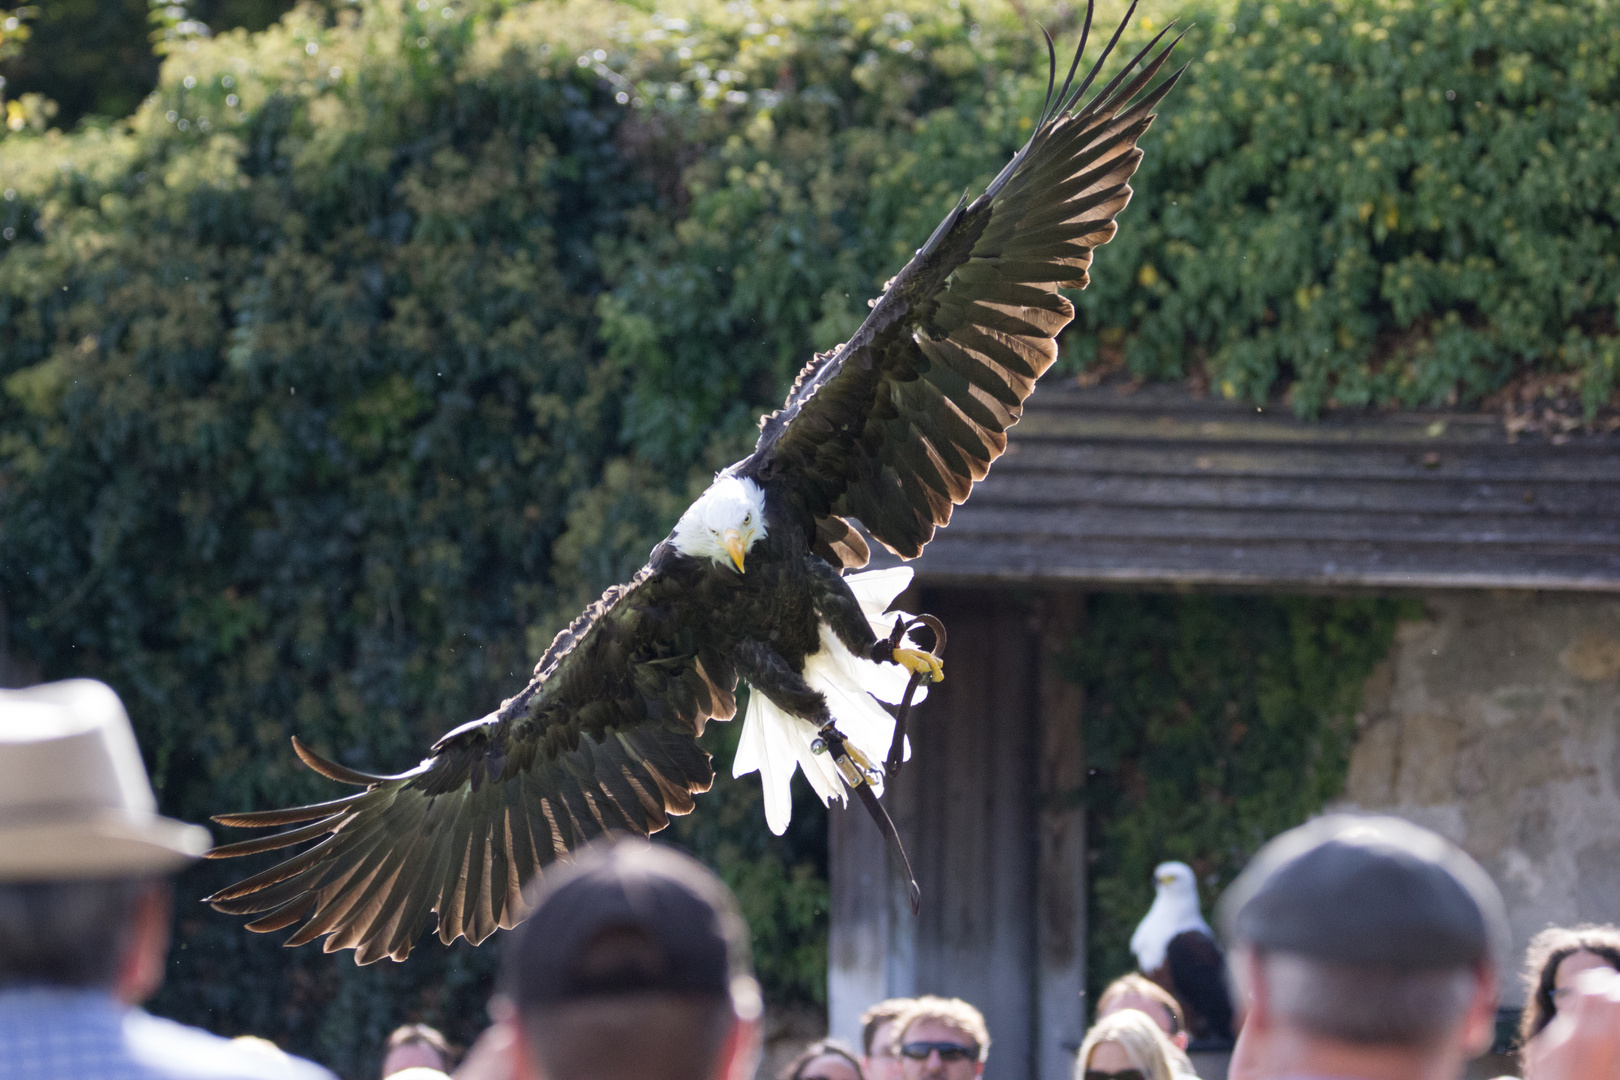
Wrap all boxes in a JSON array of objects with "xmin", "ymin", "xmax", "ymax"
[{"xmin": 204, "ymin": 3, "xmax": 1183, "ymax": 964}]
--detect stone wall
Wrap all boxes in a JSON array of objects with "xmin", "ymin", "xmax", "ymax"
[{"xmin": 1336, "ymin": 590, "xmax": 1620, "ymax": 1003}]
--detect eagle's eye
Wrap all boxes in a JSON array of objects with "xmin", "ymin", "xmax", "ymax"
[{"xmin": 743, "ymin": 514, "xmax": 752, "ymax": 525}]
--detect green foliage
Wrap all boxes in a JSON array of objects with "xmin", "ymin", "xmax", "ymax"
[
  {"xmin": 0, "ymin": 0, "xmax": 308, "ymax": 127},
  {"xmin": 0, "ymin": 0, "xmax": 835, "ymax": 1070},
  {"xmin": 1071, "ymin": 0, "xmax": 1620, "ymax": 417},
  {"xmin": 589, "ymin": 0, "xmax": 1102, "ymax": 466},
  {"xmin": 0, "ymin": 5, "xmax": 30, "ymax": 64},
  {"xmin": 1, "ymin": 0, "xmax": 1095, "ymax": 1065},
  {"xmin": 1065, "ymin": 593, "xmax": 1417, "ymax": 1001}
]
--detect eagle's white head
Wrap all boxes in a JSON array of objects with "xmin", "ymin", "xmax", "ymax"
[
  {"xmin": 1130, "ymin": 860, "xmax": 1210, "ymax": 972},
  {"xmin": 672, "ymin": 476, "xmax": 768, "ymax": 573},
  {"xmin": 1153, "ymin": 861, "xmax": 1199, "ymax": 900}
]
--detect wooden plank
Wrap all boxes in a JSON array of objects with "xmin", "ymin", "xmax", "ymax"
[
  {"xmin": 828, "ymin": 792, "xmax": 897, "ymax": 1048},
  {"xmin": 935, "ymin": 505, "xmax": 1620, "ymax": 546},
  {"xmin": 886, "ymin": 591, "xmax": 1040, "ymax": 1080},
  {"xmin": 1015, "ymin": 407, "xmax": 1512, "ymax": 445},
  {"xmin": 904, "ymin": 537, "xmax": 1620, "ymax": 591},
  {"xmin": 996, "ymin": 441, "xmax": 1620, "ymax": 484},
  {"xmin": 1034, "ymin": 593, "xmax": 1087, "ymax": 1080},
  {"xmin": 963, "ymin": 471, "xmax": 1619, "ymax": 516}
]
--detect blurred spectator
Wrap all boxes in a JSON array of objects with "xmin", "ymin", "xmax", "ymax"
[
  {"xmin": 0, "ymin": 679, "xmax": 335, "ymax": 1080},
  {"xmin": 384, "ymin": 1023, "xmax": 453, "ymax": 1076},
  {"xmin": 781, "ymin": 1037, "xmax": 864, "ymax": 1080},
  {"xmin": 1517, "ymin": 924, "xmax": 1620, "ymax": 1077},
  {"xmin": 893, "ymin": 996, "xmax": 988, "ymax": 1080},
  {"xmin": 1076, "ymin": 1009, "xmax": 1181, "ymax": 1080},
  {"xmin": 1218, "ymin": 814, "xmax": 1504, "ymax": 1080},
  {"xmin": 1527, "ymin": 966, "xmax": 1620, "ymax": 1080},
  {"xmin": 455, "ymin": 837, "xmax": 761, "ymax": 1080},
  {"xmin": 1096, "ymin": 974, "xmax": 1189, "ymax": 1050},
  {"xmin": 860, "ymin": 998, "xmax": 915, "ymax": 1080}
]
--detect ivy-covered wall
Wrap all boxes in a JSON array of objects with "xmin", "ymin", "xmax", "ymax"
[
  {"xmin": 1066, "ymin": 593, "xmax": 1416, "ymax": 1002},
  {"xmin": 1068, "ymin": 0, "xmax": 1620, "ymax": 422}
]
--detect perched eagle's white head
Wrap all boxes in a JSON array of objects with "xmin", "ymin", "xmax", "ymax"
[
  {"xmin": 1130, "ymin": 860, "xmax": 1211, "ymax": 972},
  {"xmin": 1153, "ymin": 861, "xmax": 1199, "ymax": 898},
  {"xmin": 672, "ymin": 476, "xmax": 768, "ymax": 573}
]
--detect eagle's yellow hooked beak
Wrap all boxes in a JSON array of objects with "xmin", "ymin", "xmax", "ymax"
[{"xmin": 724, "ymin": 529, "xmax": 747, "ymax": 573}]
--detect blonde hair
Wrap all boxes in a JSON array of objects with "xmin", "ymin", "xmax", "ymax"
[
  {"xmin": 860, "ymin": 998, "xmax": 916, "ymax": 1055},
  {"xmin": 894, "ymin": 996, "xmax": 991, "ymax": 1063},
  {"xmin": 1075, "ymin": 1010, "xmax": 1179, "ymax": 1080},
  {"xmin": 1095, "ymin": 974, "xmax": 1183, "ymax": 1035}
]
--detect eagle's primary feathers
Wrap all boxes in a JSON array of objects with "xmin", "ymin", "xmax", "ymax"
[{"xmin": 204, "ymin": 3, "xmax": 1183, "ymax": 963}]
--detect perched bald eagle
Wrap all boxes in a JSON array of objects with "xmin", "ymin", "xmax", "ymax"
[
  {"xmin": 1131, "ymin": 862, "xmax": 1235, "ymax": 1049},
  {"xmin": 205, "ymin": 4, "xmax": 1183, "ymax": 963}
]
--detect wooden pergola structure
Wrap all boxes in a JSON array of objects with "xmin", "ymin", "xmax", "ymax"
[{"xmin": 828, "ymin": 383, "xmax": 1620, "ymax": 1080}]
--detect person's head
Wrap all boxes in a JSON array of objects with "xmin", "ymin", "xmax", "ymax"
[
  {"xmin": 1095, "ymin": 975, "xmax": 1187, "ymax": 1051},
  {"xmin": 1518, "ymin": 925, "xmax": 1620, "ymax": 1051},
  {"xmin": 1220, "ymin": 814, "xmax": 1506, "ymax": 1079},
  {"xmin": 1524, "ymin": 965, "xmax": 1620, "ymax": 1080},
  {"xmin": 497, "ymin": 838, "xmax": 762, "ymax": 1080},
  {"xmin": 860, "ymin": 998, "xmax": 916, "ymax": 1080},
  {"xmin": 1076, "ymin": 1009, "xmax": 1181, "ymax": 1080},
  {"xmin": 382, "ymin": 1023, "xmax": 452, "ymax": 1076},
  {"xmin": 782, "ymin": 1038, "xmax": 864, "ymax": 1080},
  {"xmin": 893, "ymin": 997, "xmax": 989, "ymax": 1080},
  {"xmin": 0, "ymin": 680, "xmax": 209, "ymax": 1003}
]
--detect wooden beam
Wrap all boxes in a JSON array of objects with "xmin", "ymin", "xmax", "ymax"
[
  {"xmin": 829, "ymin": 590, "xmax": 1041, "ymax": 1078},
  {"xmin": 1034, "ymin": 593, "xmax": 1087, "ymax": 1080},
  {"xmin": 828, "ymin": 802, "xmax": 893, "ymax": 1047}
]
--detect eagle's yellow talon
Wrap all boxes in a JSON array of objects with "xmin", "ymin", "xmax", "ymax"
[{"xmin": 894, "ymin": 647, "xmax": 945, "ymax": 683}]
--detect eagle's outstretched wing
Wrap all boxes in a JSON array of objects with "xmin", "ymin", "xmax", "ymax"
[
  {"xmin": 204, "ymin": 558, "xmax": 728, "ymax": 964},
  {"xmin": 741, "ymin": 3, "xmax": 1184, "ymax": 561},
  {"xmin": 207, "ymin": 6, "xmax": 1183, "ymax": 964}
]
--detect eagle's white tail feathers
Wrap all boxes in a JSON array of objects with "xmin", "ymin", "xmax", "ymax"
[
  {"xmin": 846, "ymin": 566, "xmax": 914, "ymax": 639},
  {"xmin": 734, "ymin": 567, "xmax": 922, "ymax": 835}
]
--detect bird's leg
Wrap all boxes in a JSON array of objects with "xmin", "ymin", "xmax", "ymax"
[
  {"xmin": 731, "ymin": 640, "xmax": 830, "ymax": 724},
  {"xmin": 812, "ymin": 721, "xmax": 882, "ymax": 788},
  {"xmin": 731, "ymin": 609, "xmax": 925, "ymax": 912},
  {"xmin": 807, "ymin": 557, "xmax": 945, "ymax": 682},
  {"xmin": 892, "ymin": 647, "xmax": 944, "ymax": 683},
  {"xmin": 814, "ymin": 720, "xmax": 922, "ymax": 915}
]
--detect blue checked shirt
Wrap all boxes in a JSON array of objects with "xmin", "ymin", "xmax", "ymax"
[{"xmin": 0, "ymin": 988, "xmax": 337, "ymax": 1080}]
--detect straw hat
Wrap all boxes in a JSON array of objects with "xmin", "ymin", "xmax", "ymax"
[{"xmin": 0, "ymin": 678, "xmax": 211, "ymax": 880}]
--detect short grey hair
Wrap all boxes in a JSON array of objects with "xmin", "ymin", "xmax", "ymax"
[
  {"xmin": 1255, "ymin": 951, "xmax": 1480, "ymax": 1048},
  {"xmin": 0, "ymin": 877, "xmax": 156, "ymax": 988}
]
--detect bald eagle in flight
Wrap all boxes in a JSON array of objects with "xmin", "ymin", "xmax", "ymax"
[
  {"xmin": 205, "ymin": 4, "xmax": 1183, "ymax": 964},
  {"xmin": 1131, "ymin": 862, "xmax": 1235, "ymax": 1049}
]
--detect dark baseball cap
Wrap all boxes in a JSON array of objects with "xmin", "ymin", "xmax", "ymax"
[
  {"xmin": 500, "ymin": 838, "xmax": 760, "ymax": 1016},
  {"xmin": 1218, "ymin": 814, "xmax": 1508, "ymax": 972}
]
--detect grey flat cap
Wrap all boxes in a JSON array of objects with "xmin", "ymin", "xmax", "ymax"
[{"xmin": 1218, "ymin": 814, "xmax": 1508, "ymax": 972}]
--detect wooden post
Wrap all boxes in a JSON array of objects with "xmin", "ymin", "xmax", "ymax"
[
  {"xmin": 827, "ymin": 589, "xmax": 1041, "ymax": 1077},
  {"xmin": 1034, "ymin": 593, "xmax": 1087, "ymax": 1080}
]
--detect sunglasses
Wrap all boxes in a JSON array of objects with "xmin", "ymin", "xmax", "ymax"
[
  {"xmin": 1083, "ymin": 1072, "xmax": 1145, "ymax": 1080},
  {"xmin": 900, "ymin": 1041, "xmax": 979, "ymax": 1063}
]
